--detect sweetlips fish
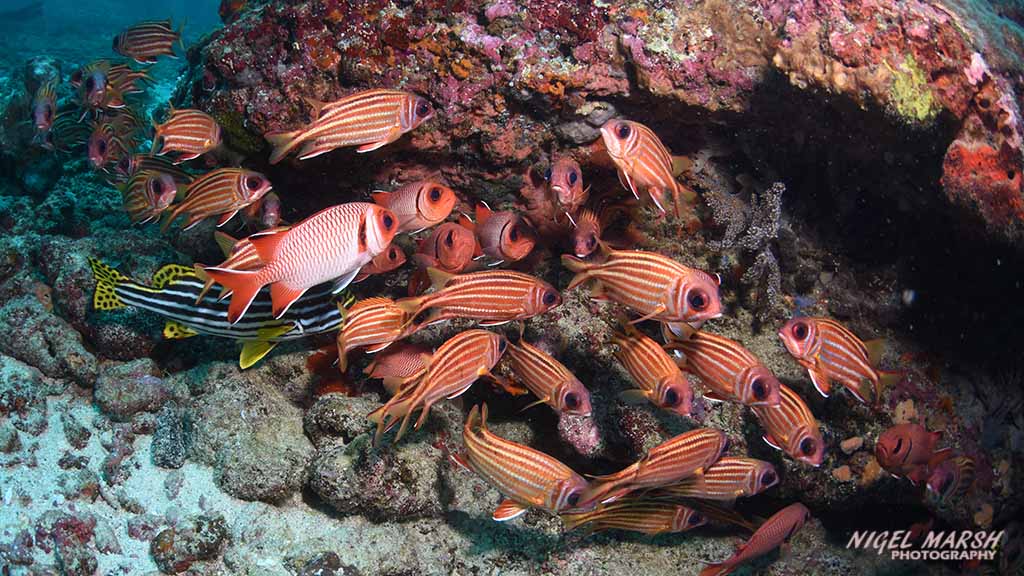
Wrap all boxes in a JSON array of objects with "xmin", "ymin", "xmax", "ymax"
[
  {"xmin": 88, "ymin": 258, "xmax": 354, "ymax": 369},
  {"xmin": 504, "ymin": 334, "xmax": 592, "ymax": 416},
  {"xmin": 610, "ymin": 321, "xmax": 693, "ymax": 416},
  {"xmin": 460, "ymin": 202, "xmax": 536, "ymax": 265},
  {"xmin": 561, "ymin": 497, "xmax": 706, "ymax": 536},
  {"xmin": 113, "ymin": 19, "xmax": 183, "ymax": 64},
  {"xmin": 335, "ymin": 296, "xmax": 423, "ymax": 373},
  {"xmin": 354, "ymin": 244, "xmax": 406, "ymax": 283},
  {"xmin": 874, "ymin": 423, "xmax": 952, "ymax": 484},
  {"xmin": 750, "ymin": 384, "xmax": 825, "ymax": 467},
  {"xmin": 265, "ymin": 88, "xmax": 434, "ymax": 163},
  {"xmin": 700, "ymin": 503, "xmax": 811, "ymax": 576},
  {"xmin": 371, "ymin": 180, "xmax": 456, "ymax": 233},
  {"xmin": 657, "ymin": 457, "xmax": 778, "ymax": 502},
  {"xmin": 455, "ymin": 403, "xmax": 590, "ymax": 521},
  {"xmin": 599, "ymin": 118, "xmax": 696, "ymax": 215},
  {"xmin": 161, "ymin": 168, "xmax": 273, "ymax": 232},
  {"xmin": 152, "ymin": 107, "xmax": 222, "ymax": 164},
  {"xmin": 204, "ymin": 202, "xmax": 398, "ymax": 323},
  {"xmin": 398, "ymin": 268, "xmax": 561, "ymax": 327}
]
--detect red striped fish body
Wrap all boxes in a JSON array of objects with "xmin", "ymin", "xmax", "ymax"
[
  {"xmin": 506, "ymin": 340, "xmax": 592, "ymax": 416},
  {"xmin": 153, "ymin": 108, "xmax": 222, "ymax": 163},
  {"xmin": 581, "ymin": 428, "xmax": 727, "ymax": 506},
  {"xmin": 371, "ymin": 180, "xmax": 456, "ymax": 232},
  {"xmin": 926, "ymin": 456, "xmax": 975, "ymax": 504},
  {"xmin": 336, "ymin": 297, "xmax": 420, "ymax": 373},
  {"xmin": 778, "ymin": 317, "xmax": 893, "ymax": 406},
  {"xmin": 658, "ymin": 457, "xmax": 778, "ymax": 501},
  {"xmin": 162, "ymin": 168, "xmax": 272, "ymax": 232},
  {"xmin": 117, "ymin": 154, "xmax": 194, "ymax": 185},
  {"xmin": 369, "ymin": 330, "xmax": 506, "ymax": 444},
  {"xmin": 599, "ymin": 119, "xmax": 696, "ymax": 214},
  {"xmin": 700, "ymin": 503, "xmax": 811, "ymax": 576},
  {"xmin": 400, "ymin": 268, "xmax": 561, "ymax": 327},
  {"xmin": 751, "ymin": 384, "xmax": 824, "ymax": 467},
  {"xmin": 87, "ymin": 121, "xmax": 126, "ymax": 171},
  {"xmin": 354, "ymin": 244, "xmax": 406, "ymax": 283},
  {"xmin": 611, "ymin": 323, "xmax": 692, "ymax": 416},
  {"xmin": 113, "ymin": 19, "xmax": 181, "ymax": 64},
  {"xmin": 561, "ymin": 498, "xmax": 706, "ymax": 535},
  {"xmin": 562, "ymin": 248, "xmax": 722, "ymax": 324},
  {"xmin": 203, "ymin": 202, "xmax": 399, "ymax": 323},
  {"xmin": 546, "ymin": 157, "xmax": 587, "ymax": 218},
  {"xmin": 120, "ymin": 170, "xmax": 179, "ymax": 224},
  {"xmin": 364, "ymin": 343, "xmax": 431, "ymax": 395},
  {"xmin": 664, "ymin": 328, "xmax": 782, "ymax": 407},
  {"xmin": 265, "ymin": 89, "xmax": 433, "ymax": 164},
  {"xmin": 32, "ymin": 80, "xmax": 57, "ymax": 145},
  {"xmin": 467, "ymin": 203, "xmax": 536, "ymax": 263},
  {"xmin": 462, "ymin": 403, "xmax": 589, "ymax": 521}
]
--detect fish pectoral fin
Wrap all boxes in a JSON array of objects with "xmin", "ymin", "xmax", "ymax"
[
  {"xmin": 702, "ymin": 389, "xmax": 729, "ymax": 403},
  {"xmin": 762, "ymin": 434, "xmax": 782, "ymax": 451},
  {"xmin": 216, "ymin": 209, "xmax": 239, "ymax": 227},
  {"xmin": 863, "ymin": 338, "xmax": 886, "ymax": 367},
  {"xmin": 628, "ymin": 304, "xmax": 666, "ymax": 325},
  {"xmin": 492, "ymin": 499, "xmax": 528, "ymax": 522},
  {"xmin": 239, "ymin": 340, "xmax": 278, "ymax": 369},
  {"xmin": 618, "ymin": 389, "xmax": 651, "ymax": 405},
  {"xmin": 163, "ymin": 320, "xmax": 198, "ymax": 340},
  {"xmin": 331, "ymin": 268, "xmax": 361, "ymax": 294},
  {"xmin": 808, "ymin": 367, "xmax": 832, "ymax": 397}
]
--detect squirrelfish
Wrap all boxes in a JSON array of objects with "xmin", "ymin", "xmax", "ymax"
[
  {"xmin": 750, "ymin": 384, "xmax": 825, "ymax": 467},
  {"xmin": 88, "ymin": 121, "xmax": 125, "ymax": 171},
  {"xmin": 463, "ymin": 202, "xmax": 536, "ymax": 264},
  {"xmin": 336, "ymin": 297, "xmax": 421, "ymax": 373},
  {"xmin": 258, "ymin": 191, "xmax": 282, "ymax": 228},
  {"xmin": 546, "ymin": 157, "xmax": 588, "ymax": 221},
  {"xmin": 505, "ymin": 337, "xmax": 592, "ymax": 416},
  {"xmin": 458, "ymin": 403, "xmax": 589, "ymax": 521},
  {"xmin": 399, "ymin": 268, "xmax": 561, "ymax": 327},
  {"xmin": 657, "ymin": 457, "xmax": 778, "ymax": 502},
  {"xmin": 610, "ymin": 322, "xmax": 693, "ymax": 416},
  {"xmin": 88, "ymin": 258, "xmax": 353, "ymax": 369},
  {"xmin": 162, "ymin": 168, "xmax": 272, "ymax": 232},
  {"xmin": 580, "ymin": 428, "xmax": 728, "ymax": 507},
  {"xmin": 120, "ymin": 170, "xmax": 179, "ymax": 224},
  {"xmin": 354, "ymin": 244, "xmax": 406, "ymax": 283},
  {"xmin": 368, "ymin": 330, "xmax": 506, "ymax": 444},
  {"xmin": 364, "ymin": 343, "xmax": 431, "ymax": 394},
  {"xmin": 206, "ymin": 203, "xmax": 398, "ymax": 323},
  {"xmin": 371, "ymin": 180, "xmax": 456, "ymax": 232},
  {"xmin": 115, "ymin": 153, "xmax": 194, "ymax": 186},
  {"xmin": 561, "ymin": 498, "xmax": 706, "ymax": 535},
  {"xmin": 409, "ymin": 222, "xmax": 478, "ymax": 293},
  {"xmin": 926, "ymin": 455, "xmax": 976, "ymax": 504},
  {"xmin": 699, "ymin": 503, "xmax": 811, "ymax": 576},
  {"xmin": 569, "ymin": 198, "xmax": 640, "ymax": 258},
  {"xmin": 874, "ymin": 423, "xmax": 951, "ymax": 484},
  {"xmin": 73, "ymin": 61, "xmax": 148, "ymax": 113},
  {"xmin": 778, "ymin": 317, "xmax": 897, "ymax": 406},
  {"xmin": 113, "ymin": 19, "xmax": 182, "ymax": 64},
  {"xmin": 152, "ymin": 107, "xmax": 222, "ymax": 164},
  {"xmin": 265, "ymin": 89, "xmax": 434, "ymax": 164},
  {"xmin": 599, "ymin": 118, "xmax": 696, "ymax": 215},
  {"xmin": 32, "ymin": 80, "xmax": 57, "ymax": 147},
  {"xmin": 562, "ymin": 247, "xmax": 722, "ymax": 324}
]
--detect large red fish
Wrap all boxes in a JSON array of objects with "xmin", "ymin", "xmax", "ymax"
[
  {"xmin": 162, "ymin": 168, "xmax": 272, "ymax": 232},
  {"xmin": 204, "ymin": 202, "xmax": 398, "ymax": 322},
  {"xmin": 152, "ymin": 107, "xmax": 222, "ymax": 164},
  {"xmin": 778, "ymin": 316, "xmax": 898, "ymax": 406},
  {"xmin": 336, "ymin": 297, "xmax": 421, "ymax": 373},
  {"xmin": 371, "ymin": 180, "xmax": 456, "ymax": 232},
  {"xmin": 874, "ymin": 423, "xmax": 951, "ymax": 484},
  {"xmin": 458, "ymin": 403, "xmax": 590, "ymax": 521},
  {"xmin": 561, "ymin": 498, "xmax": 706, "ymax": 535},
  {"xmin": 599, "ymin": 118, "xmax": 696, "ymax": 215},
  {"xmin": 462, "ymin": 203, "xmax": 536, "ymax": 264},
  {"xmin": 657, "ymin": 457, "xmax": 778, "ymax": 502},
  {"xmin": 505, "ymin": 337, "xmax": 592, "ymax": 416},
  {"xmin": 610, "ymin": 322, "xmax": 692, "ymax": 416},
  {"xmin": 113, "ymin": 19, "xmax": 182, "ymax": 64},
  {"xmin": 700, "ymin": 503, "xmax": 811, "ymax": 576},
  {"xmin": 399, "ymin": 268, "xmax": 561, "ymax": 327},
  {"xmin": 120, "ymin": 170, "xmax": 179, "ymax": 224},
  {"xmin": 265, "ymin": 89, "xmax": 434, "ymax": 163},
  {"xmin": 750, "ymin": 384, "xmax": 825, "ymax": 467}
]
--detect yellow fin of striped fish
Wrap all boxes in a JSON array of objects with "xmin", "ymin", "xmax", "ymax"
[
  {"xmin": 88, "ymin": 257, "xmax": 129, "ymax": 311},
  {"xmin": 238, "ymin": 324, "xmax": 296, "ymax": 369},
  {"xmin": 152, "ymin": 263, "xmax": 198, "ymax": 289},
  {"xmin": 163, "ymin": 320, "xmax": 198, "ymax": 339}
]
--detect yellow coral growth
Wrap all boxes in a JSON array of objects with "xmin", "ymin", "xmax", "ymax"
[{"xmin": 885, "ymin": 54, "xmax": 940, "ymax": 124}]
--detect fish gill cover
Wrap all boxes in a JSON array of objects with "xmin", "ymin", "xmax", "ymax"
[{"xmin": 0, "ymin": 0, "xmax": 1023, "ymax": 574}]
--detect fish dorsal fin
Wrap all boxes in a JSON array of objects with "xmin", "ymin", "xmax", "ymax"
[
  {"xmin": 492, "ymin": 499, "xmax": 528, "ymax": 522},
  {"xmin": 618, "ymin": 389, "xmax": 650, "ymax": 405},
  {"xmin": 248, "ymin": 228, "xmax": 289, "ymax": 263},
  {"xmin": 152, "ymin": 263, "xmax": 197, "ymax": 289},
  {"xmin": 426, "ymin": 267, "xmax": 456, "ymax": 291},
  {"xmin": 88, "ymin": 257, "xmax": 129, "ymax": 311},
  {"xmin": 303, "ymin": 96, "xmax": 329, "ymax": 119},
  {"xmin": 163, "ymin": 320, "xmax": 198, "ymax": 339},
  {"xmin": 213, "ymin": 231, "xmax": 238, "ymax": 257},
  {"xmin": 863, "ymin": 339, "xmax": 886, "ymax": 367}
]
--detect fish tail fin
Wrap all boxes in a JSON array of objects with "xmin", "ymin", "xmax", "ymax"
[
  {"xmin": 863, "ymin": 338, "xmax": 887, "ymax": 367},
  {"xmin": 213, "ymin": 231, "xmax": 238, "ymax": 257},
  {"xmin": 200, "ymin": 267, "xmax": 262, "ymax": 324},
  {"xmin": 336, "ymin": 334, "xmax": 349, "ymax": 373},
  {"xmin": 465, "ymin": 403, "xmax": 488, "ymax": 437},
  {"xmin": 395, "ymin": 295, "xmax": 427, "ymax": 317},
  {"xmin": 559, "ymin": 510, "xmax": 593, "ymax": 532},
  {"xmin": 560, "ymin": 255, "xmax": 592, "ymax": 290},
  {"xmin": 425, "ymin": 267, "xmax": 454, "ymax": 291},
  {"xmin": 265, "ymin": 129, "xmax": 304, "ymax": 165},
  {"xmin": 88, "ymin": 257, "xmax": 129, "ymax": 310},
  {"xmin": 698, "ymin": 561, "xmax": 733, "ymax": 576}
]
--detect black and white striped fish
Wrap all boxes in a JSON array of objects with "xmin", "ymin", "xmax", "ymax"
[{"xmin": 88, "ymin": 258, "xmax": 355, "ymax": 368}]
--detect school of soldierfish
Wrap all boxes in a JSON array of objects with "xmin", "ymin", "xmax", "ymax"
[{"xmin": 40, "ymin": 18, "xmax": 976, "ymax": 576}]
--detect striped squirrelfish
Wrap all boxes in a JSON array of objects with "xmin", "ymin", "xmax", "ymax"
[
  {"xmin": 87, "ymin": 258, "xmax": 353, "ymax": 369},
  {"xmin": 161, "ymin": 168, "xmax": 273, "ymax": 232},
  {"xmin": 505, "ymin": 337, "xmax": 592, "ymax": 416},
  {"xmin": 561, "ymin": 247, "xmax": 722, "ymax": 324},
  {"xmin": 561, "ymin": 498, "xmax": 706, "ymax": 535},
  {"xmin": 458, "ymin": 403, "xmax": 590, "ymax": 521},
  {"xmin": 699, "ymin": 503, "xmax": 811, "ymax": 576},
  {"xmin": 874, "ymin": 423, "xmax": 951, "ymax": 484},
  {"xmin": 398, "ymin": 268, "xmax": 561, "ymax": 327},
  {"xmin": 461, "ymin": 202, "xmax": 536, "ymax": 264},
  {"xmin": 354, "ymin": 244, "xmax": 406, "ymax": 283},
  {"xmin": 545, "ymin": 157, "xmax": 588, "ymax": 223},
  {"xmin": 152, "ymin": 107, "xmax": 222, "ymax": 164},
  {"xmin": 778, "ymin": 317, "xmax": 898, "ymax": 406},
  {"xmin": 662, "ymin": 324, "xmax": 782, "ymax": 407},
  {"xmin": 203, "ymin": 202, "xmax": 399, "ymax": 323},
  {"xmin": 579, "ymin": 428, "xmax": 728, "ymax": 507},
  {"xmin": 364, "ymin": 343, "xmax": 431, "ymax": 395},
  {"xmin": 750, "ymin": 384, "xmax": 825, "ymax": 467},
  {"xmin": 265, "ymin": 89, "xmax": 434, "ymax": 164},
  {"xmin": 112, "ymin": 19, "xmax": 182, "ymax": 64},
  {"xmin": 926, "ymin": 455, "xmax": 976, "ymax": 504},
  {"xmin": 115, "ymin": 153, "xmax": 194, "ymax": 186},
  {"xmin": 371, "ymin": 180, "xmax": 457, "ymax": 232},
  {"xmin": 32, "ymin": 80, "xmax": 57, "ymax": 147},
  {"xmin": 600, "ymin": 118, "xmax": 696, "ymax": 215},
  {"xmin": 657, "ymin": 457, "xmax": 778, "ymax": 502},
  {"xmin": 610, "ymin": 322, "xmax": 693, "ymax": 416},
  {"xmin": 120, "ymin": 170, "xmax": 180, "ymax": 224},
  {"xmin": 87, "ymin": 122, "xmax": 126, "ymax": 171},
  {"xmin": 368, "ymin": 330, "xmax": 506, "ymax": 444},
  {"xmin": 570, "ymin": 197, "xmax": 641, "ymax": 258},
  {"xmin": 335, "ymin": 297, "xmax": 422, "ymax": 373}
]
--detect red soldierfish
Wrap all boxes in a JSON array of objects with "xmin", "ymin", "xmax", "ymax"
[
  {"xmin": 462, "ymin": 203, "xmax": 536, "ymax": 264},
  {"xmin": 203, "ymin": 202, "xmax": 399, "ymax": 323},
  {"xmin": 699, "ymin": 503, "xmax": 811, "ymax": 576},
  {"xmin": 658, "ymin": 457, "xmax": 778, "ymax": 502},
  {"xmin": 778, "ymin": 317, "xmax": 898, "ymax": 406},
  {"xmin": 561, "ymin": 498, "xmax": 706, "ymax": 535},
  {"xmin": 546, "ymin": 157, "xmax": 588, "ymax": 222},
  {"xmin": 336, "ymin": 297, "xmax": 421, "ymax": 372},
  {"xmin": 265, "ymin": 89, "xmax": 434, "ymax": 164},
  {"xmin": 926, "ymin": 455, "xmax": 976, "ymax": 504},
  {"xmin": 113, "ymin": 19, "xmax": 182, "ymax": 64},
  {"xmin": 599, "ymin": 118, "xmax": 696, "ymax": 215},
  {"xmin": 505, "ymin": 337, "xmax": 592, "ymax": 416},
  {"xmin": 399, "ymin": 268, "xmax": 561, "ymax": 327},
  {"xmin": 459, "ymin": 403, "xmax": 590, "ymax": 521},
  {"xmin": 152, "ymin": 107, "xmax": 222, "ymax": 164},
  {"xmin": 413, "ymin": 222, "xmax": 477, "ymax": 273},
  {"xmin": 751, "ymin": 384, "xmax": 825, "ymax": 467},
  {"xmin": 353, "ymin": 244, "xmax": 406, "ymax": 283},
  {"xmin": 874, "ymin": 423, "xmax": 952, "ymax": 484},
  {"xmin": 88, "ymin": 122, "xmax": 125, "ymax": 171},
  {"xmin": 162, "ymin": 168, "xmax": 272, "ymax": 232},
  {"xmin": 611, "ymin": 322, "xmax": 693, "ymax": 416},
  {"xmin": 562, "ymin": 247, "xmax": 722, "ymax": 324},
  {"xmin": 120, "ymin": 170, "xmax": 179, "ymax": 224},
  {"xmin": 371, "ymin": 180, "xmax": 456, "ymax": 232}
]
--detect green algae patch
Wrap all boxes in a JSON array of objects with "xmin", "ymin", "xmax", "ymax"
[{"xmin": 885, "ymin": 55, "xmax": 940, "ymax": 125}]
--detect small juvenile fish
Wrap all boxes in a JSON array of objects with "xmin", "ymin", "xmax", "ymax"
[
  {"xmin": 336, "ymin": 297, "xmax": 421, "ymax": 373},
  {"xmin": 353, "ymin": 244, "xmax": 406, "ymax": 283},
  {"xmin": 571, "ymin": 208, "xmax": 601, "ymax": 258},
  {"xmin": 561, "ymin": 498, "xmax": 706, "ymax": 535},
  {"xmin": 462, "ymin": 203, "xmax": 536, "ymax": 264},
  {"xmin": 874, "ymin": 423, "xmax": 951, "ymax": 484},
  {"xmin": 458, "ymin": 403, "xmax": 589, "ymax": 521},
  {"xmin": 203, "ymin": 202, "xmax": 398, "ymax": 323},
  {"xmin": 399, "ymin": 268, "xmax": 561, "ymax": 327},
  {"xmin": 663, "ymin": 324, "xmax": 782, "ymax": 407},
  {"xmin": 750, "ymin": 384, "xmax": 825, "ymax": 467},
  {"xmin": 926, "ymin": 455, "xmax": 976, "ymax": 504},
  {"xmin": 120, "ymin": 170, "xmax": 179, "ymax": 224},
  {"xmin": 610, "ymin": 322, "xmax": 692, "ymax": 416},
  {"xmin": 371, "ymin": 180, "xmax": 456, "ymax": 232},
  {"xmin": 699, "ymin": 503, "xmax": 811, "ymax": 576},
  {"xmin": 32, "ymin": 80, "xmax": 57, "ymax": 147},
  {"xmin": 368, "ymin": 330, "xmax": 506, "ymax": 444},
  {"xmin": 600, "ymin": 118, "xmax": 696, "ymax": 215},
  {"xmin": 152, "ymin": 107, "xmax": 222, "ymax": 164},
  {"xmin": 562, "ymin": 247, "xmax": 722, "ymax": 324},
  {"xmin": 505, "ymin": 337, "xmax": 592, "ymax": 416},
  {"xmin": 569, "ymin": 197, "xmax": 641, "ymax": 258},
  {"xmin": 580, "ymin": 428, "xmax": 728, "ymax": 506},
  {"xmin": 113, "ymin": 19, "xmax": 182, "ymax": 64},
  {"xmin": 162, "ymin": 168, "xmax": 273, "ymax": 232},
  {"xmin": 657, "ymin": 457, "xmax": 778, "ymax": 502},
  {"xmin": 546, "ymin": 157, "xmax": 588, "ymax": 222},
  {"xmin": 778, "ymin": 317, "xmax": 898, "ymax": 406},
  {"xmin": 364, "ymin": 343, "xmax": 431, "ymax": 395},
  {"xmin": 265, "ymin": 89, "xmax": 434, "ymax": 163}
]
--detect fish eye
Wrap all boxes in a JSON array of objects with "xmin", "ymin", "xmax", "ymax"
[
  {"xmin": 761, "ymin": 470, "xmax": 777, "ymax": 486},
  {"xmin": 751, "ymin": 378, "xmax": 767, "ymax": 400},
  {"xmin": 568, "ymin": 171, "xmax": 578, "ymax": 185},
  {"xmin": 792, "ymin": 322, "xmax": 809, "ymax": 340},
  {"xmin": 98, "ymin": 140, "xmax": 107, "ymax": 154},
  {"xmin": 415, "ymin": 99, "xmax": 431, "ymax": 117},
  {"xmin": 498, "ymin": 338, "xmax": 507, "ymax": 354},
  {"xmin": 566, "ymin": 491, "xmax": 580, "ymax": 507},
  {"xmin": 564, "ymin": 392, "xmax": 579, "ymax": 409},
  {"xmin": 586, "ymin": 236, "xmax": 597, "ymax": 250},
  {"xmin": 894, "ymin": 438, "xmax": 903, "ymax": 454},
  {"xmin": 382, "ymin": 214, "xmax": 395, "ymax": 229},
  {"xmin": 444, "ymin": 230, "xmax": 454, "ymax": 247},
  {"xmin": 389, "ymin": 247, "xmax": 399, "ymax": 260},
  {"xmin": 85, "ymin": 77, "xmax": 95, "ymax": 91},
  {"xmin": 544, "ymin": 167, "xmax": 552, "ymax": 180},
  {"xmin": 688, "ymin": 512, "xmax": 704, "ymax": 526},
  {"xmin": 245, "ymin": 176, "xmax": 262, "ymax": 190},
  {"xmin": 687, "ymin": 289, "xmax": 708, "ymax": 311},
  {"xmin": 429, "ymin": 187, "xmax": 442, "ymax": 202},
  {"xmin": 150, "ymin": 177, "xmax": 164, "ymax": 193},
  {"xmin": 664, "ymin": 387, "xmax": 679, "ymax": 407},
  {"xmin": 616, "ymin": 123, "xmax": 631, "ymax": 139},
  {"xmin": 542, "ymin": 291, "xmax": 558, "ymax": 306},
  {"xmin": 509, "ymin": 225, "xmax": 519, "ymax": 241},
  {"xmin": 800, "ymin": 437, "xmax": 816, "ymax": 455}
]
